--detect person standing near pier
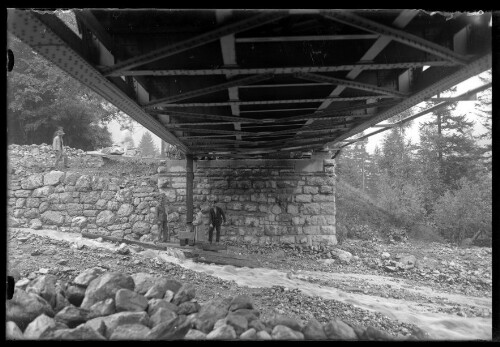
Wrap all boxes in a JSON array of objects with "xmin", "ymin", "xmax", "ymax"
[{"xmin": 208, "ymin": 199, "xmax": 226, "ymax": 244}]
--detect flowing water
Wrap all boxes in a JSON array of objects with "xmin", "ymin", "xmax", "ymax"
[{"xmin": 16, "ymin": 228, "xmax": 492, "ymax": 340}]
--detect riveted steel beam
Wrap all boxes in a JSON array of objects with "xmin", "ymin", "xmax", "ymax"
[
  {"xmin": 235, "ymin": 33, "xmax": 380, "ymax": 42},
  {"xmin": 329, "ymin": 54, "xmax": 491, "ymax": 147},
  {"xmin": 110, "ymin": 60, "xmax": 456, "ymax": 76},
  {"xmin": 294, "ymin": 72, "xmax": 407, "ymax": 97},
  {"xmin": 149, "ymin": 110, "xmax": 265, "ymax": 124},
  {"xmin": 7, "ymin": 9, "xmax": 189, "ymax": 153},
  {"xmin": 155, "ymin": 95, "xmax": 393, "ymax": 108},
  {"xmin": 102, "ymin": 11, "xmax": 289, "ymax": 76},
  {"xmin": 321, "ymin": 10, "xmax": 469, "ymax": 65},
  {"xmin": 144, "ymin": 73, "xmax": 273, "ymax": 107}
]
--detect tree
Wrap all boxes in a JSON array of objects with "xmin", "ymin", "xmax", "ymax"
[
  {"xmin": 472, "ymin": 70, "xmax": 492, "ymax": 166},
  {"xmin": 137, "ymin": 132, "xmax": 159, "ymax": 157},
  {"xmin": 430, "ymin": 172, "xmax": 491, "ymax": 244},
  {"xmin": 7, "ymin": 33, "xmax": 125, "ymax": 150},
  {"xmin": 122, "ymin": 131, "xmax": 135, "ymax": 149}
]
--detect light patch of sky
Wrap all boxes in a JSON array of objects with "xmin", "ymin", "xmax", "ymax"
[
  {"xmin": 108, "ymin": 120, "xmax": 162, "ymax": 150},
  {"xmin": 363, "ymin": 72, "xmax": 490, "ymax": 153}
]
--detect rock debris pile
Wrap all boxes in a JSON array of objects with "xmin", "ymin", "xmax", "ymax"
[
  {"xmin": 8, "ymin": 144, "xmax": 103, "ymax": 175},
  {"xmin": 6, "ymin": 268, "xmax": 425, "ymax": 340}
]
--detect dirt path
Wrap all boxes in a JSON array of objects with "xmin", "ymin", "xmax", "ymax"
[{"xmin": 10, "ymin": 228, "xmax": 491, "ymax": 340}]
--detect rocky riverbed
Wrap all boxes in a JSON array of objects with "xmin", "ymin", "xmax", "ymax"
[{"xmin": 7, "ymin": 227, "xmax": 492, "ymax": 340}]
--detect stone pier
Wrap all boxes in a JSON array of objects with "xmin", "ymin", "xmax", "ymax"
[{"xmin": 158, "ymin": 158, "xmax": 336, "ymax": 247}]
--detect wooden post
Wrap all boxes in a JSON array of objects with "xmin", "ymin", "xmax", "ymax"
[{"xmin": 185, "ymin": 154, "xmax": 194, "ymax": 243}]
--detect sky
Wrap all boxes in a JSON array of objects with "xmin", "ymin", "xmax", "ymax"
[{"xmin": 107, "ymin": 71, "xmax": 490, "ymax": 154}]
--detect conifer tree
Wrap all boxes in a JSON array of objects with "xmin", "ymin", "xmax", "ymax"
[{"xmin": 137, "ymin": 131, "xmax": 159, "ymax": 157}]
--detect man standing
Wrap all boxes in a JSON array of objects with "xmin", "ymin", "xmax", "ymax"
[
  {"xmin": 52, "ymin": 128, "xmax": 69, "ymax": 169},
  {"xmin": 208, "ymin": 200, "xmax": 226, "ymax": 244},
  {"xmin": 157, "ymin": 195, "xmax": 169, "ymax": 243}
]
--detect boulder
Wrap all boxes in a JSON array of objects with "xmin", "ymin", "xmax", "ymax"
[
  {"xmin": 66, "ymin": 285, "xmax": 86, "ymax": 307},
  {"xmin": 324, "ymin": 319, "xmax": 357, "ymax": 340},
  {"xmin": 109, "ymin": 324, "xmax": 151, "ymax": 340},
  {"xmin": 303, "ymin": 318, "xmax": 327, "ymax": 340},
  {"xmin": 267, "ymin": 314, "xmax": 301, "ymax": 332},
  {"xmin": 80, "ymin": 272, "xmax": 135, "ymax": 309},
  {"xmin": 249, "ymin": 319, "xmax": 266, "ymax": 331},
  {"xmin": 6, "ymin": 321, "xmax": 24, "ymax": 340},
  {"xmin": 144, "ymin": 282, "xmax": 169, "ymax": 300},
  {"xmin": 225, "ymin": 314, "xmax": 248, "ymax": 336},
  {"xmin": 362, "ymin": 326, "xmax": 394, "ymax": 341},
  {"xmin": 23, "ymin": 314, "xmax": 58, "ymax": 339},
  {"xmin": 54, "ymin": 292, "xmax": 71, "ymax": 313},
  {"xmin": 206, "ymin": 324, "xmax": 237, "ymax": 340},
  {"xmin": 85, "ymin": 311, "xmax": 150, "ymax": 339},
  {"xmin": 193, "ymin": 297, "xmax": 232, "ymax": 333},
  {"xmin": 163, "ymin": 290, "xmax": 175, "ymax": 302},
  {"xmin": 54, "ymin": 306, "xmax": 92, "ymax": 328},
  {"xmin": 6, "ymin": 289, "xmax": 55, "ymax": 331},
  {"xmin": 147, "ymin": 315, "xmax": 191, "ymax": 340},
  {"xmin": 172, "ymin": 283, "xmax": 196, "ymax": 305},
  {"xmin": 163, "ymin": 279, "xmax": 183, "ymax": 294},
  {"xmin": 131, "ymin": 272, "xmax": 157, "ymax": 295},
  {"xmin": 147, "ymin": 298, "xmax": 179, "ymax": 316},
  {"xmin": 25, "ymin": 274, "xmax": 58, "ymax": 309},
  {"xmin": 42, "ymin": 324, "xmax": 106, "ymax": 340},
  {"xmin": 256, "ymin": 330, "xmax": 272, "ymax": 340},
  {"xmin": 331, "ymin": 249, "xmax": 353, "ymax": 263},
  {"xmin": 231, "ymin": 308, "xmax": 260, "ymax": 322},
  {"xmin": 399, "ymin": 254, "xmax": 417, "ymax": 269},
  {"xmin": 184, "ymin": 329, "xmax": 207, "ymax": 340},
  {"xmin": 115, "ymin": 289, "xmax": 148, "ymax": 312},
  {"xmin": 229, "ymin": 294, "xmax": 253, "ymax": 311},
  {"xmin": 150, "ymin": 307, "xmax": 177, "ymax": 327},
  {"xmin": 177, "ymin": 301, "xmax": 200, "ymax": 316},
  {"xmin": 240, "ymin": 328, "xmax": 257, "ymax": 340},
  {"xmin": 271, "ymin": 325, "xmax": 304, "ymax": 340},
  {"xmin": 73, "ymin": 267, "xmax": 106, "ymax": 287},
  {"xmin": 381, "ymin": 252, "xmax": 391, "ymax": 259},
  {"xmin": 89, "ymin": 298, "xmax": 116, "ymax": 318}
]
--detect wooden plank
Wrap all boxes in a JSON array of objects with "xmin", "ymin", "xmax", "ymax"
[
  {"xmin": 193, "ymin": 251, "xmax": 261, "ymax": 268},
  {"xmin": 177, "ymin": 231, "xmax": 195, "ymax": 239},
  {"xmin": 81, "ymin": 232, "xmax": 168, "ymax": 251}
]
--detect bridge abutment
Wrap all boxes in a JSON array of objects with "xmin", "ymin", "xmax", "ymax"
[{"xmin": 158, "ymin": 158, "xmax": 337, "ymax": 246}]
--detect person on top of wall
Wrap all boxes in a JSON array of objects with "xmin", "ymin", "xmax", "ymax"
[
  {"xmin": 52, "ymin": 127, "xmax": 69, "ymax": 170},
  {"xmin": 208, "ymin": 199, "xmax": 226, "ymax": 245}
]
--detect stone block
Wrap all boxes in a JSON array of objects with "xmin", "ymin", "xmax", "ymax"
[
  {"xmin": 295, "ymin": 194, "xmax": 312, "ymax": 203},
  {"xmin": 303, "ymin": 186, "xmax": 319, "ymax": 194},
  {"xmin": 43, "ymin": 171, "xmax": 65, "ymax": 186},
  {"xmin": 312, "ymin": 194, "xmax": 335, "ymax": 202},
  {"xmin": 301, "ymin": 203, "xmax": 320, "ymax": 215},
  {"xmin": 303, "ymin": 226, "xmax": 321, "ymax": 235}
]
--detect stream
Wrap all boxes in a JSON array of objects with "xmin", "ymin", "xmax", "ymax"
[{"xmin": 16, "ymin": 228, "xmax": 492, "ymax": 340}]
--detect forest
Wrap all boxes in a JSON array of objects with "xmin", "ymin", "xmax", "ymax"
[{"xmin": 335, "ymin": 74, "xmax": 492, "ymax": 245}]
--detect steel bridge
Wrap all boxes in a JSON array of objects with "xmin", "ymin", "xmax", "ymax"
[{"xmin": 7, "ymin": 9, "xmax": 492, "ymax": 159}]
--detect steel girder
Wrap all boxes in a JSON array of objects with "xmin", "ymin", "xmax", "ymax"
[
  {"xmin": 102, "ymin": 11, "xmax": 289, "ymax": 76},
  {"xmin": 321, "ymin": 10, "xmax": 468, "ymax": 65},
  {"xmin": 143, "ymin": 74, "xmax": 273, "ymax": 107},
  {"xmin": 109, "ymin": 60, "xmax": 456, "ymax": 76},
  {"xmin": 329, "ymin": 54, "xmax": 492, "ymax": 147}
]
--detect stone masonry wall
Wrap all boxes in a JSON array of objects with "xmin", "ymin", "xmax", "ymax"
[
  {"xmin": 158, "ymin": 159, "xmax": 337, "ymax": 246},
  {"xmin": 7, "ymin": 170, "xmax": 162, "ymax": 243}
]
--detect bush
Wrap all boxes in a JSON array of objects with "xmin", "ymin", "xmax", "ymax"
[
  {"xmin": 430, "ymin": 174, "xmax": 491, "ymax": 244},
  {"xmin": 376, "ymin": 176, "xmax": 426, "ymax": 228}
]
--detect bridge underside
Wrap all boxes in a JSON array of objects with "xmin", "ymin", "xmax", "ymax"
[{"xmin": 8, "ymin": 9, "xmax": 491, "ymax": 159}]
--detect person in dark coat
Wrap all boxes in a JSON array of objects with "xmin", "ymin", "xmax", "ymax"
[{"xmin": 208, "ymin": 200, "xmax": 226, "ymax": 244}]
